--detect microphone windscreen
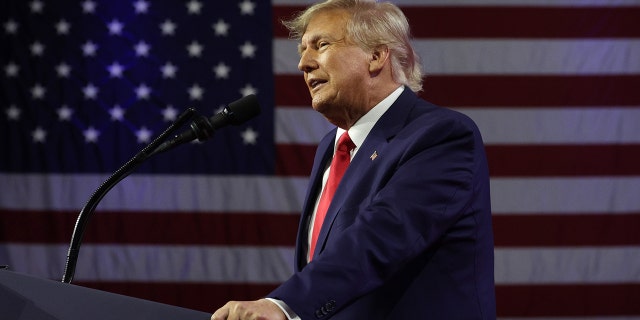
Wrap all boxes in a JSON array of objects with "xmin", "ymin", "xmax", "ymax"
[{"xmin": 227, "ymin": 94, "xmax": 261, "ymax": 125}]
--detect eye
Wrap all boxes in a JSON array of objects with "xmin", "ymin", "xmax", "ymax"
[{"xmin": 318, "ymin": 41, "xmax": 329, "ymax": 48}]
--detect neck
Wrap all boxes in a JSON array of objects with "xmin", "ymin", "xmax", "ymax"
[{"xmin": 336, "ymin": 82, "xmax": 401, "ymax": 130}]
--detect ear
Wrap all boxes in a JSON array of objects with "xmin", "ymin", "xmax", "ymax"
[{"xmin": 369, "ymin": 45, "xmax": 390, "ymax": 74}]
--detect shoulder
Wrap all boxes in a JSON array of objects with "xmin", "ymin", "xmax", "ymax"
[
  {"xmin": 399, "ymin": 92, "xmax": 482, "ymax": 143},
  {"xmin": 392, "ymin": 88, "xmax": 478, "ymax": 129}
]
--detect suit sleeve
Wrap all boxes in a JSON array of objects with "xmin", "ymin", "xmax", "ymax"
[{"xmin": 269, "ymin": 110, "xmax": 487, "ymax": 319}]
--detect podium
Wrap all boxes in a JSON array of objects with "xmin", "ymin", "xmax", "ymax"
[{"xmin": 0, "ymin": 270, "xmax": 211, "ymax": 320}]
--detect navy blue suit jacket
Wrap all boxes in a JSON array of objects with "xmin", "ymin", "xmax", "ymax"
[{"xmin": 269, "ymin": 88, "xmax": 496, "ymax": 319}]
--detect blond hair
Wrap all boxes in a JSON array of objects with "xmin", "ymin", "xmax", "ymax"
[{"xmin": 282, "ymin": 0, "xmax": 424, "ymax": 92}]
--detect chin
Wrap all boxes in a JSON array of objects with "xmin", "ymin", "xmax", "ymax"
[{"xmin": 310, "ymin": 97, "xmax": 327, "ymax": 112}]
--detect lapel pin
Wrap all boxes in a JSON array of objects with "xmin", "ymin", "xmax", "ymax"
[{"xmin": 370, "ymin": 151, "xmax": 378, "ymax": 161}]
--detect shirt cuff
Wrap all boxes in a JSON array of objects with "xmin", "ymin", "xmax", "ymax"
[{"xmin": 264, "ymin": 298, "xmax": 301, "ymax": 320}]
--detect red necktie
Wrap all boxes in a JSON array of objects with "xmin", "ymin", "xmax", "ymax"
[{"xmin": 309, "ymin": 132, "xmax": 355, "ymax": 261}]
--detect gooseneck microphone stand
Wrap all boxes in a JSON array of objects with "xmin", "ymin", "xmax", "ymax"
[{"xmin": 61, "ymin": 108, "xmax": 196, "ymax": 284}]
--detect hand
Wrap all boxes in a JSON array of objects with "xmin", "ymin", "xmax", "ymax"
[{"xmin": 211, "ymin": 299, "xmax": 286, "ymax": 320}]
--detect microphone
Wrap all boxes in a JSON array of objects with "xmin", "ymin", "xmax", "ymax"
[
  {"xmin": 62, "ymin": 96, "xmax": 259, "ymax": 284},
  {"xmin": 151, "ymin": 94, "xmax": 260, "ymax": 155}
]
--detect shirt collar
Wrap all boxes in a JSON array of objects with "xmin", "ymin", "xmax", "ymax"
[{"xmin": 335, "ymin": 85, "xmax": 404, "ymax": 155}]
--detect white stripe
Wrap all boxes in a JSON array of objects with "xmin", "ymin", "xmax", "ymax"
[
  {"xmin": 454, "ymin": 107, "xmax": 640, "ymax": 144},
  {"xmin": 3, "ymin": 244, "xmax": 639, "ymax": 284},
  {"xmin": 274, "ymin": 0, "xmax": 640, "ymax": 6},
  {"xmin": 275, "ymin": 107, "xmax": 334, "ymax": 144},
  {"xmin": 0, "ymin": 244, "xmax": 294, "ymax": 284},
  {"xmin": 417, "ymin": 39, "xmax": 640, "ymax": 75},
  {"xmin": 491, "ymin": 177, "xmax": 640, "ymax": 214},
  {"xmin": 2, "ymin": 174, "xmax": 640, "ymax": 214},
  {"xmin": 276, "ymin": 107, "xmax": 640, "ymax": 144},
  {"xmin": 495, "ymin": 247, "xmax": 640, "ymax": 284},
  {"xmin": 274, "ymin": 39, "xmax": 640, "ymax": 75},
  {"xmin": 0, "ymin": 173, "xmax": 308, "ymax": 213}
]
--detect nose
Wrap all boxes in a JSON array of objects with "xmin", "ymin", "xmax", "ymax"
[{"xmin": 298, "ymin": 49, "xmax": 318, "ymax": 73}]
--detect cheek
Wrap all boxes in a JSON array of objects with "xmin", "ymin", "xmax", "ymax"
[{"xmin": 331, "ymin": 59, "xmax": 368, "ymax": 84}]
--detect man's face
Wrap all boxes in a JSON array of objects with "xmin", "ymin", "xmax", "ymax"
[{"xmin": 298, "ymin": 9, "xmax": 372, "ymax": 128}]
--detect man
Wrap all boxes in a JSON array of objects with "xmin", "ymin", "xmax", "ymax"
[{"xmin": 212, "ymin": 0, "xmax": 495, "ymax": 319}]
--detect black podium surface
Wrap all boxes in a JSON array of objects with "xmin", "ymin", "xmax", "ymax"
[{"xmin": 0, "ymin": 270, "xmax": 211, "ymax": 320}]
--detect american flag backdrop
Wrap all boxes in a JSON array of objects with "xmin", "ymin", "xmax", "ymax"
[{"xmin": 1, "ymin": 0, "xmax": 639, "ymax": 318}]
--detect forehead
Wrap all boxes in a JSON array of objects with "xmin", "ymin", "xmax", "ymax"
[{"xmin": 301, "ymin": 9, "xmax": 350, "ymax": 42}]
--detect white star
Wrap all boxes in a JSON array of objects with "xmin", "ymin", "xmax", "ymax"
[
  {"xmin": 83, "ymin": 83, "xmax": 99, "ymax": 99},
  {"xmin": 82, "ymin": 40, "xmax": 98, "ymax": 56},
  {"xmin": 136, "ymin": 126, "xmax": 153, "ymax": 144},
  {"xmin": 55, "ymin": 19, "xmax": 71, "ymax": 35},
  {"xmin": 135, "ymin": 83, "xmax": 151, "ymax": 100},
  {"xmin": 30, "ymin": 0, "xmax": 44, "ymax": 14},
  {"xmin": 109, "ymin": 105, "xmax": 125, "ymax": 121},
  {"xmin": 186, "ymin": 0, "xmax": 203, "ymax": 14},
  {"xmin": 32, "ymin": 126, "xmax": 47, "ymax": 143},
  {"xmin": 160, "ymin": 19, "xmax": 176, "ymax": 36},
  {"xmin": 188, "ymin": 83, "xmax": 204, "ymax": 100},
  {"xmin": 239, "ymin": 0, "xmax": 256, "ymax": 15},
  {"xmin": 6, "ymin": 105, "xmax": 21, "ymax": 120},
  {"xmin": 107, "ymin": 19, "xmax": 124, "ymax": 35},
  {"xmin": 133, "ymin": 0, "xmax": 150, "ymax": 14},
  {"xmin": 240, "ymin": 83, "xmax": 257, "ymax": 97},
  {"xmin": 239, "ymin": 41, "xmax": 257, "ymax": 58},
  {"xmin": 5, "ymin": 62, "xmax": 19, "ymax": 77},
  {"xmin": 4, "ymin": 19, "xmax": 18, "ymax": 34},
  {"xmin": 81, "ymin": 0, "xmax": 97, "ymax": 14},
  {"xmin": 241, "ymin": 127, "xmax": 258, "ymax": 145},
  {"xmin": 31, "ymin": 83, "xmax": 46, "ymax": 99},
  {"xmin": 57, "ymin": 105, "xmax": 73, "ymax": 121},
  {"xmin": 107, "ymin": 61, "xmax": 124, "ymax": 78},
  {"xmin": 212, "ymin": 19, "xmax": 229, "ymax": 36},
  {"xmin": 186, "ymin": 41, "xmax": 203, "ymax": 57},
  {"xmin": 213, "ymin": 62, "xmax": 231, "ymax": 79},
  {"xmin": 160, "ymin": 62, "xmax": 178, "ymax": 78},
  {"xmin": 56, "ymin": 62, "xmax": 72, "ymax": 78},
  {"xmin": 30, "ymin": 41, "xmax": 45, "ymax": 56},
  {"xmin": 134, "ymin": 40, "xmax": 151, "ymax": 57},
  {"xmin": 161, "ymin": 105, "xmax": 178, "ymax": 122},
  {"xmin": 83, "ymin": 126, "xmax": 100, "ymax": 143}
]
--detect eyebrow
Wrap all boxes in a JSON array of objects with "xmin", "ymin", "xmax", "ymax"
[
  {"xmin": 298, "ymin": 34, "xmax": 322, "ymax": 55},
  {"xmin": 299, "ymin": 33, "xmax": 348, "ymax": 56}
]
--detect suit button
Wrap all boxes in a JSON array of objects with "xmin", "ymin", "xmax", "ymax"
[
  {"xmin": 315, "ymin": 300, "xmax": 337, "ymax": 318},
  {"xmin": 326, "ymin": 300, "xmax": 336, "ymax": 311}
]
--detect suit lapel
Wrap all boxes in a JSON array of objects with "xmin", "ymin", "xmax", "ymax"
[
  {"xmin": 295, "ymin": 128, "xmax": 337, "ymax": 269},
  {"xmin": 311, "ymin": 88, "xmax": 420, "ymax": 260}
]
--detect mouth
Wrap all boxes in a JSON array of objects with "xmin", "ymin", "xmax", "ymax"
[{"xmin": 307, "ymin": 78, "xmax": 327, "ymax": 92}]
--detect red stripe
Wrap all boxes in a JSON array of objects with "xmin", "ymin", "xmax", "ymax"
[
  {"xmin": 276, "ymin": 75, "xmax": 640, "ymax": 107},
  {"xmin": 276, "ymin": 144, "xmax": 640, "ymax": 177},
  {"xmin": 273, "ymin": 6, "xmax": 640, "ymax": 38},
  {"xmin": 497, "ymin": 284, "xmax": 640, "ymax": 317},
  {"xmin": 76, "ymin": 282, "xmax": 640, "ymax": 317},
  {"xmin": 4, "ymin": 211, "xmax": 640, "ymax": 247},
  {"xmin": 486, "ymin": 144, "xmax": 640, "ymax": 177},
  {"xmin": 493, "ymin": 213, "xmax": 640, "ymax": 247},
  {"xmin": 274, "ymin": 74, "xmax": 311, "ymax": 106},
  {"xmin": 275, "ymin": 144, "xmax": 315, "ymax": 176},
  {"xmin": 0, "ymin": 210, "xmax": 299, "ymax": 246},
  {"xmin": 421, "ymin": 75, "xmax": 640, "ymax": 107}
]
